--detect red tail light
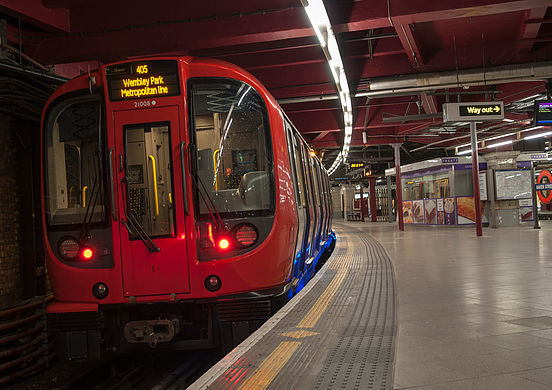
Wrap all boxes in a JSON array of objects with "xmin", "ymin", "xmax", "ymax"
[
  {"xmin": 80, "ymin": 248, "xmax": 94, "ymax": 261},
  {"xmin": 235, "ymin": 224, "xmax": 258, "ymax": 247},
  {"xmin": 217, "ymin": 238, "xmax": 231, "ymax": 251}
]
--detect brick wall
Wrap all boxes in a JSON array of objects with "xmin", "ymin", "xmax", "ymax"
[{"xmin": 0, "ymin": 114, "xmax": 23, "ymax": 309}]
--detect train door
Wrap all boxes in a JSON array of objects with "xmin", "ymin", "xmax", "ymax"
[
  {"xmin": 304, "ymin": 152, "xmax": 318, "ymax": 260},
  {"xmin": 310, "ymin": 156, "xmax": 322, "ymax": 252},
  {"xmin": 285, "ymin": 122, "xmax": 307, "ymax": 279},
  {"xmin": 113, "ymin": 106, "xmax": 190, "ymax": 296}
]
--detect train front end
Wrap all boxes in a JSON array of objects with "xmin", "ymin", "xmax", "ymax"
[{"xmin": 41, "ymin": 57, "xmax": 298, "ymax": 360}]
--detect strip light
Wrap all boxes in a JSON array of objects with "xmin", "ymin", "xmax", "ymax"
[
  {"xmin": 486, "ymin": 140, "xmax": 512, "ymax": 148},
  {"xmin": 524, "ymin": 131, "xmax": 552, "ymax": 140},
  {"xmin": 457, "ymin": 149, "xmax": 472, "ymax": 155},
  {"xmin": 301, "ymin": 0, "xmax": 352, "ymax": 175}
]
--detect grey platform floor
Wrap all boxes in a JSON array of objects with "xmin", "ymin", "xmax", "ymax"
[
  {"xmin": 191, "ymin": 220, "xmax": 552, "ymax": 389},
  {"xmin": 362, "ymin": 220, "xmax": 552, "ymax": 390}
]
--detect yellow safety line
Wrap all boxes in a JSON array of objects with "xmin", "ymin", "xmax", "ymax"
[
  {"xmin": 237, "ymin": 341, "xmax": 300, "ymax": 390},
  {"xmin": 297, "ymin": 255, "xmax": 352, "ymax": 329}
]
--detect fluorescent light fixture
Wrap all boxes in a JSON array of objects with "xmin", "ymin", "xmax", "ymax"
[
  {"xmin": 502, "ymin": 118, "xmax": 514, "ymax": 122},
  {"xmin": 486, "ymin": 140, "xmax": 513, "ymax": 148},
  {"xmin": 521, "ymin": 125, "xmax": 545, "ymax": 133},
  {"xmin": 302, "ymin": 0, "xmax": 352, "ymax": 172},
  {"xmin": 485, "ymin": 132, "xmax": 513, "ymax": 141},
  {"xmin": 524, "ymin": 131, "xmax": 552, "ymax": 140},
  {"xmin": 457, "ymin": 149, "xmax": 472, "ymax": 155}
]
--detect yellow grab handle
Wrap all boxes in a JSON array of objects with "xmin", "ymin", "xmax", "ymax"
[
  {"xmin": 82, "ymin": 186, "xmax": 88, "ymax": 207},
  {"xmin": 148, "ymin": 155, "xmax": 159, "ymax": 218},
  {"xmin": 213, "ymin": 149, "xmax": 220, "ymax": 190}
]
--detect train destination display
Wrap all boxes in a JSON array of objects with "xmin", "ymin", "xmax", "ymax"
[{"xmin": 106, "ymin": 60, "xmax": 180, "ymax": 101}]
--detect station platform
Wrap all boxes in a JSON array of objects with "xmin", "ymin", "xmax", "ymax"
[{"xmin": 191, "ymin": 220, "xmax": 552, "ymax": 389}]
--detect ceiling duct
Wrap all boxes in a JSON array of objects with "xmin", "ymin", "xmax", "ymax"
[
  {"xmin": 279, "ymin": 61, "xmax": 552, "ymax": 105},
  {"xmin": 358, "ymin": 61, "xmax": 552, "ymax": 98}
]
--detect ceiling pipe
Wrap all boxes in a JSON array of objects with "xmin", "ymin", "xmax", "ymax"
[
  {"xmin": 278, "ymin": 61, "xmax": 552, "ymax": 105},
  {"xmin": 365, "ymin": 61, "xmax": 552, "ymax": 92}
]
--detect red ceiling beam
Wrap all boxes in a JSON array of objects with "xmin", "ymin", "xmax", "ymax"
[
  {"xmin": 391, "ymin": 18, "xmax": 424, "ymax": 67},
  {"xmin": 518, "ymin": 7, "xmax": 548, "ymax": 52},
  {"xmin": 0, "ymin": 0, "xmax": 70, "ymax": 32},
  {"xmin": 390, "ymin": 0, "xmax": 551, "ymax": 24},
  {"xmin": 24, "ymin": 8, "xmax": 313, "ymax": 63},
  {"xmin": 420, "ymin": 92, "xmax": 439, "ymax": 114},
  {"xmin": 312, "ymin": 135, "xmax": 442, "ymax": 148}
]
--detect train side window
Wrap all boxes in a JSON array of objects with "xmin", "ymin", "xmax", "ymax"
[
  {"xmin": 188, "ymin": 79, "xmax": 275, "ymax": 217},
  {"xmin": 284, "ymin": 122, "xmax": 301, "ymax": 205},
  {"xmin": 44, "ymin": 95, "xmax": 107, "ymax": 226},
  {"xmin": 292, "ymin": 134, "xmax": 307, "ymax": 208}
]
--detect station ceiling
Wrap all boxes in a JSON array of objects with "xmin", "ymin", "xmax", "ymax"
[{"xmin": 2, "ymin": 0, "xmax": 552, "ymax": 175}]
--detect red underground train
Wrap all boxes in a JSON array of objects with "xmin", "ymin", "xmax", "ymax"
[{"xmin": 41, "ymin": 57, "xmax": 335, "ymax": 361}]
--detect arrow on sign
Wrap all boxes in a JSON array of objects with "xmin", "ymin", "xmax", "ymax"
[{"xmin": 494, "ymin": 106, "xmax": 500, "ymax": 112}]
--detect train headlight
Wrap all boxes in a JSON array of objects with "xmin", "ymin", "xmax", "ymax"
[
  {"xmin": 204, "ymin": 275, "xmax": 222, "ymax": 292},
  {"xmin": 92, "ymin": 282, "xmax": 109, "ymax": 299},
  {"xmin": 58, "ymin": 237, "xmax": 79, "ymax": 260},
  {"xmin": 234, "ymin": 224, "xmax": 258, "ymax": 247}
]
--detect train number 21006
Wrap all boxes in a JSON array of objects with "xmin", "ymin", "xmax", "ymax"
[{"xmin": 134, "ymin": 100, "xmax": 156, "ymax": 108}]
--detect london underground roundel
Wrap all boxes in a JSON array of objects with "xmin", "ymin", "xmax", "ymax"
[{"xmin": 537, "ymin": 170, "xmax": 552, "ymax": 204}]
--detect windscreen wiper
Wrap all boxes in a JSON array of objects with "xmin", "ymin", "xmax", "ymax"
[
  {"xmin": 120, "ymin": 177, "xmax": 160, "ymax": 253},
  {"xmin": 189, "ymin": 166, "xmax": 225, "ymax": 229},
  {"xmin": 79, "ymin": 151, "xmax": 102, "ymax": 240}
]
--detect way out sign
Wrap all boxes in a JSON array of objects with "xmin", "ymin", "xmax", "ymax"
[
  {"xmin": 536, "ymin": 170, "xmax": 552, "ymax": 204},
  {"xmin": 443, "ymin": 101, "xmax": 504, "ymax": 122}
]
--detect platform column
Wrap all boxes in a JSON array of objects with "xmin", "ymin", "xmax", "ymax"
[
  {"xmin": 359, "ymin": 186, "xmax": 365, "ymax": 222},
  {"xmin": 386, "ymin": 175, "xmax": 393, "ymax": 223},
  {"xmin": 369, "ymin": 177, "xmax": 377, "ymax": 222},
  {"xmin": 470, "ymin": 122, "xmax": 483, "ymax": 237},
  {"xmin": 392, "ymin": 143, "xmax": 404, "ymax": 231}
]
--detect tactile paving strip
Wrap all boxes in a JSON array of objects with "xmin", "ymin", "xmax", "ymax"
[{"xmin": 201, "ymin": 223, "xmax": 397, "ymax": 389}]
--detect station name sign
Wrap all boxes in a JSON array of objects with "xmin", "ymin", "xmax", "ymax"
[
  {"xmin": 105, "ymin": 60, "xmax": 180, "ymax": 101},
  {"xmin": 443, "ymin": 101, "xmax": 504, "ymax": 122}
]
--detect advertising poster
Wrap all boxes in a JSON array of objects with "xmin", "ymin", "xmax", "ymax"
[
  {"xmin": 424, "ymin": 199, "xmax": 437, "ymax": 224},
  {"xmin": 519, "ymin": 198, "xmax": 534, "ymax": 221},
  {"xmin": 457, "ymin": 196, "xmax": 488, "ymax": 225},
  {"xmin": 443, "ymin": 197, "xmax": 456, "ymax": 225},
  {"xmin": 413, "ymin": 200, "xmax": 424, "ymax": 224},
  {"xmin": 437, "ymin": 198, "xmax": 445, "ymax": 225},
  {"xmin": 479, "ymin": 172, "xmax": 488, "ymax": 201},
  {"xmin": 403, "ymin": 201, "xmax": 413, "ymax": 224}
]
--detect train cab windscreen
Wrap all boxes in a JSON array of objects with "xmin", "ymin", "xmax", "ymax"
[
  {"xmin": 189, "ymin": 79, "xmax": 274, "ymax": 217},
  {"xmin": 44, "ymin": 95, "xmax": 106, "ymax": 226}
]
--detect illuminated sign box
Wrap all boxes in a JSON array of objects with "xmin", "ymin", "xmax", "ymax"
[
  {"xmin": 534, "ymin": 100, "xmax": 552, "ymax": 125},
  {"xmin": 106, "ymin": 60, "xmax": 180, "ymax": 101},
  {"xmin": 349, "ymin": 162, "xmax": 365, "ymax": 168},
  {"xmin": 443, "ymin": 101, "xmax": 504, "ymax": 122}
]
